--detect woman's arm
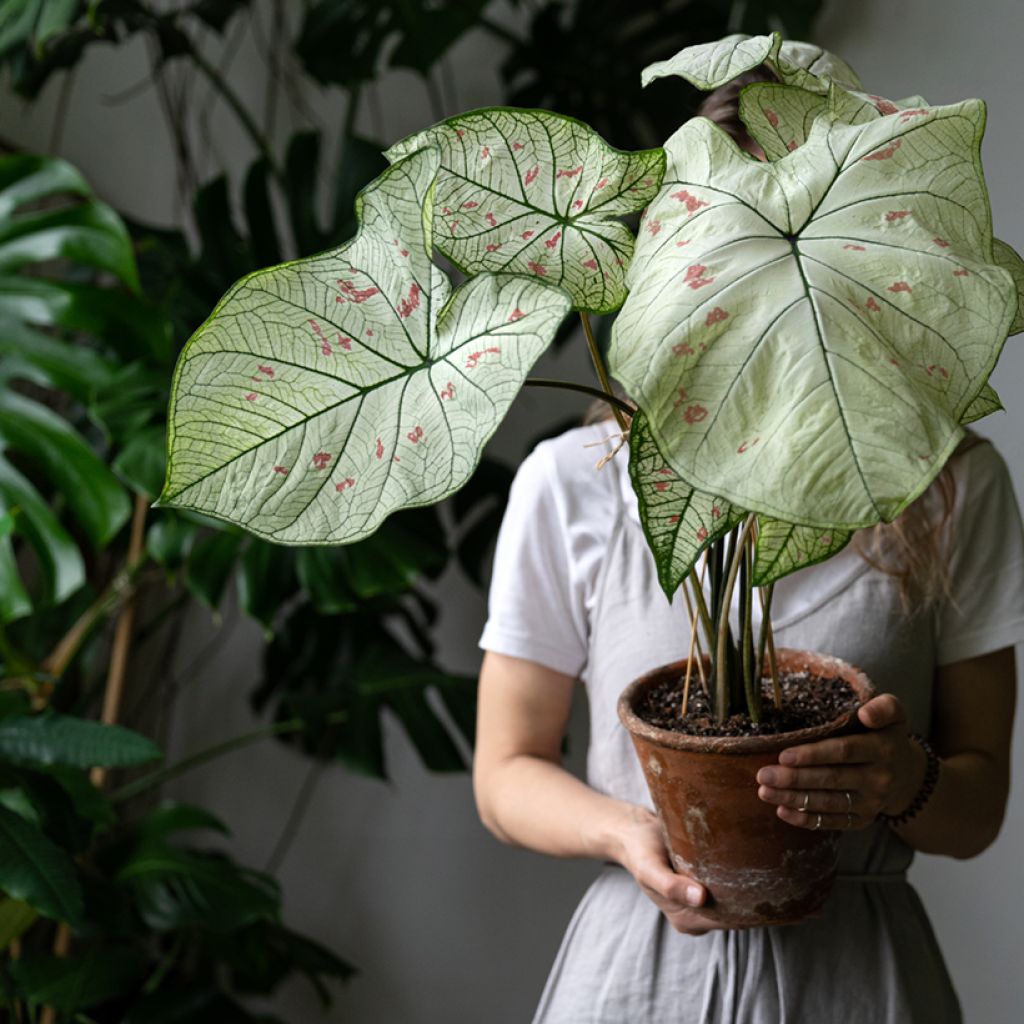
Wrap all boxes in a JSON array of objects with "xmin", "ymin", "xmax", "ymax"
[
  {"xmin": 756, "ymin": 647, "xmax": 1017, "ymax": 858},
  {"xmin": 474, "ymin": 651, "xmax": 724, "ymax": 934}
]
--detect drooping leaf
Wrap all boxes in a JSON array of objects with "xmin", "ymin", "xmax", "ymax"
[
  {"xmin": 642, "ymin": 31, "xmax": 862, "ymax": 94},
  {"xmin": 160, "ymin": 147, "xmax": 572, "ymax": 544},
  {"xmin": 752, "ymin": 517, "xmax": 852, "ymax": 586},
  {"xmin": 0, "ymin": 712, "xmax": 162, "ymax": 769},
  {"xmin": 628, "ymin": 410, "xmax": 742, "ymax": 596},
  {"xmin": 0, "ymin": 802, "xmax": 83, "ymax": 925},
  {"xmin": 611, "ymin": 105, "xmax": 1016, "ymax": 530},
  {"xmin": 9, "ymin": 945, "xmax": 148, "ymax": 1010},
  {"xmin": 0, "ymin": 316, "xmax": 116, "ymax": 398},
  {"xmin": 386, "ymin": 109, "xmax": 664, "ymax": 314},
  {"xmin": 0, "ymin": 153, "xmax": 90, "ymax": 220}
]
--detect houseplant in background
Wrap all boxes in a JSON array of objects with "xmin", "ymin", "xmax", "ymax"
[{"xmin": 159, "ymin": 29, "xmax": 1024, "ymax": 926}]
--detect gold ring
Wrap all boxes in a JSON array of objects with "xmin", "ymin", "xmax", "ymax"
[{"xmin": 800, "ymin": 792, "xmax": 810, "ymax": 812}]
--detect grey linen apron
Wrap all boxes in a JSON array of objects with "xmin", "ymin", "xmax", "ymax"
[{"xmin": 532, "ymin": 469, "xmax": 961, "ymax": 1024}]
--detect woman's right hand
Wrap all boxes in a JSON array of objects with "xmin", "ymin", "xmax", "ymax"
[{"xmin": 616, "ymin": 809, "xmax": 724, "ymax": 936}]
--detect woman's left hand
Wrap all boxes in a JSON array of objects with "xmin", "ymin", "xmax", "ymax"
[{"xmin": 755, "ymin": 694, "xmax": 927, "ymax": 830}]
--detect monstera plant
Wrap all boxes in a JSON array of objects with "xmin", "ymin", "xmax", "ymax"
[{"xmin": 160, "ymin": 32, "xmax": 1023, "ymax": 731}]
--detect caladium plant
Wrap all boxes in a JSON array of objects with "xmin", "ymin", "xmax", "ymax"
[{"xmin": 160, "ymin": 32, "xmax": 1023, "ymax": 723}]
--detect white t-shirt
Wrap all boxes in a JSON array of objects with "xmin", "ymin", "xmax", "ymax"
[{"xmin": 480, "ymin": 423, "xmax": 1024, "ymax": 675}]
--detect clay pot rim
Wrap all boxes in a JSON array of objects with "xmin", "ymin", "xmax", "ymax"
[{"xmin": 617, "ymin": 647, "xmax": 876, "ymax": 755}]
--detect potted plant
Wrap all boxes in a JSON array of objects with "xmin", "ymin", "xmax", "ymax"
[{"xmin": 159, "ymin": 33, "xmax": 1023, "ymax": 926}]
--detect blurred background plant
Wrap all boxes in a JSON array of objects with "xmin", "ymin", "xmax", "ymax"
[{"xmin": 0, "ymin": 1, "xmax": 824, "ymax": 1019}]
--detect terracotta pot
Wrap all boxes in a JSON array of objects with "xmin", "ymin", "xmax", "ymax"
[{"xmin": 617, "ymin": 648, "xmax": 875, "ymax": 928}]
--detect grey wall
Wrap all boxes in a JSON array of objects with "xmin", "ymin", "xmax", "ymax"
[{"xmin": 4, "ymin": 1, "xmax": 1024, "ymax": 1020}]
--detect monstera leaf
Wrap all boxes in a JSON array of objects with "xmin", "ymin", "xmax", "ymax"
[
  {"xmin": 160, "ymin": 147, "xmax": 571, "ymax": 544},
  {"xmin": 641, "ymin": 32, "xmax": 862, "ymax": 95},
  {"xmin": 385, "ymin": 108, "xmax": 665, "ymax": 314},
  {"xmin": 611, "ymin": 104, "xmax": 1016, "ymax": 530}
]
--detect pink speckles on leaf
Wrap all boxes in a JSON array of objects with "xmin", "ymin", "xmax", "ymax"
[
  {"xmin": 885, "ymin": 210, "xmax": 911, "ymax": 222},
  {"xmin": 672, "ymin": 343, "xmax": 694, "ymax": 357},
  {"xmin": 899, "ymin": 108, "xmax": 930, "ymax": 121},
  {"xmin": 675, "ymin": 239, "xmax": 690, "ymax": 248},
  {"xmin": 595, "ymin": 177, "xmax": 609, "ymax": 190},
  {"xmin": 337, "ymin": 280, "xmax": 380, "ymax": 303},
  {"xmin": 683, "ymin": 264, "xmax": 715, "ymax": 290},
  {"xmin": 866, "ymin": 297, "xmax": 881, "ymax": 312},
  {"xmin": 646, "ymin": 219, "xmax": 662, "ymax": 236},
  {"xmin": 555, "ymin": 166, "xmax": 583, "ymax": 179},
  {"xmin": 582, "ymin": 259, "xmax": 598, "ymax": 270},
  {"xmin": 485, "ymin": 212, "xmax": 498, "ymax": 227},
  {"xmin": 462, "ymin": 200, "xmax": 479, "ymax": 209},
  {"xmin": 654, "ymin": 482, "xmax": 670, "ymax": 492},
  {"xmin": 933, "ymin": 237, "xmax": 950, "ymax": 248},
  {"xmin": 521, "ymin": 230, "xmax": 535, "ymax": 240},
  {"xmin": 668, "ymin": 514, "xmax": 680, "ymax": 525},
  {"xmin": 657, "ymin": 467, "xmax": 673, "ymax": 476},
  {"xmin": 508, "ymin": 308, "xmax": 525, "ymax": 322},
  {"xmin": 737, "ymin": 438, "xmax": 760, "ymax": 454},
  {"xmin": 335, "ymin": 477, "xmax": 356, "ymax": 493},
  {"xmin": 696, "ymin": 527, "xmax": 709, "ymax": 542},
  {"xmin": 512, "ymin": 141, "xmax": 524, "ymax": 151},
  {"xmin": 407, "ymin": 425, "xmax": 425, "ymax": 444},
  {"xmin": 672, "ymin": 386, "xmax": 689, "ymax": 406},
  {"xmin": 862, "ymin": 138, "xmax": 902, "ymax": 162},
  {"xmin": 888, "ymin": 281, "xmax": 912, "ymax": 293},
  {"xmin": 338, "ymin": 334, "xmax": 353, "ymax": 351},
  {"xmin": 705, "ymin": 306, "xmax": 729, "ymax": 326},
  {"xmin": 449, "ymin": 221, "xmax": 459, "ymax": 235},
  {"xmin": 545, "ymin": 231, "xmax": 562, "ymax": 249},
  {"xmin": 273, "ymin": 465, "xmax": 289, "ymax": 475},
  {"xmin": 480, "ymin": 146, "xmax": 491, "ymax": 160},
  {"xmin": 527, "ymin": 261, "xmax": 547, "ymax": 276},
  {"xmin": 819, "ymin": 535, "xmax": 832, "ymax": 546},
  {"xmin": 312, "ymin": 452, "xmax": 332, "ymax": 470},
  {"xmin": 953, "ymin": 268, "xmax": 970, "ymax": 277},
  {"xmin": 375, "ymin": 438, "xmax": 384, "ymax": 460},
  {"xmin": 572, "ymin": 199, "xmax": 584, "ymax": 210},
  {"xmin": 844, "ymin": 244, "xmax": 867, "ymax": 251},
  {"xmin": 524, "ymin": 166, "xmax": 539, "ymax": 186},
  {"xmin": 455, "ymin": 129, "xmax": 466, "ymax": 138},
  {"xmin": 786, "ymin": 140, "xmax": 798, "ymax": 152},
  {"xmin": 244, "ymin": 392, "xmax": 258, "ymax": 401},
  {"xmin": 397, "ymin": 282, "xmax": 421, "ymax": 319},
  {"xmin": 671, "ymin": 189, "xmax": 709, "ymax": 214},
  {"xmin": 764, "ymin": 108, "xmax": 780, "ymax": 128},
  {"xmin": 465, "ymin": 346, "xmax": 501, "ymax": 370},
  {"xmin": 925, "ymin": 364, "xmax": 950, "ymax": 379},
  {"xmin": 682, "ymin": 404, "xmax": 708, "ymax": 424},
  {"xmin": 485, "ymin": 243, "xmax": 503, "ymax": 252},
  {"xmin": 253, "ymin": 364, "xmax": 275, "ymax": 380},
  {"xmin": 309, "ymin": 318, "xmax": 330, "ymax": 354},
  {"xmin": 711, "ymin": 506, "xmax": 721, "ymax": 519},
  {"xmin": 439, "ymin": 382, "xmax": 456, "ymax": 400},
  {"xmin": 871, "ymin": 95, "xmax": 899, "ymax": 115}
]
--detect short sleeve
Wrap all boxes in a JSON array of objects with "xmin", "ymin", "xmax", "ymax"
[
  {"xmin": 478, "ymin": 428, "xmax": 616, "ymax": 677},
  {"xmin": 935, "ymin": 441, "xmax": 1024, "ymax": 665}
]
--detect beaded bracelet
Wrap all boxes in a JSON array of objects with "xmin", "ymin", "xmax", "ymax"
[{"xmin": 878, "ymin": 733, "xmax": 940, "ymax": 827}]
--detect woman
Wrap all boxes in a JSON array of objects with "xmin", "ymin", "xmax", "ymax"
[{"xmin": 473, "ymin": 73, "xmax": 1024, "ymax": 1024}]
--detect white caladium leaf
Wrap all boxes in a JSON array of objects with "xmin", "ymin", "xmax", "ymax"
[
  {"xmin": 629, "ymin": 411, "xmax": 742, "ymax": 597},
  {"xmin": 752, "ymin": 518, "xmax": 852, "ymax": 587},
  {"xmin": 961, "ymin": 383, "xmax": 1003, "ymax": 424},
  {"xmin": 610, "ymin": 105, "xmax": 1016, "ymax": 529},
  {"xmin": 642, "ymin": 32, "xmax": 862, "ymax": 95},
  {"xmin": 993, "ymin": 237, "xmax": 1024, "ymax": 334},
  {"xmin": 160, "ymin": 147, "xmax": 571, "ymax": 543},
  {"xmin": 384, "ymin": 108, "xmax": 665, "ymax": 314}
]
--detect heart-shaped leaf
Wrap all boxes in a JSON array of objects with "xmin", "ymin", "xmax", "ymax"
[
  {"xmin": 629, "ymin": 411, "xmax": 741, "ymax": 597},
  {"xmin": 752, "ymin": 518, "xmax": 852, "ymax": 586},
  {"xmin": 642, "ymin": 32, "xmax": 862, "ymax": 94},
  {"xmin": 160, "ymin": 147, "xmax": 572, "ymax": 544},
  {"xmin": 385, "ymin": 108, "xmax": 664, "ymax": 313},
  {"xmin": 611, "ymin": 105, "xmax": 1016, "ymax": 529}
]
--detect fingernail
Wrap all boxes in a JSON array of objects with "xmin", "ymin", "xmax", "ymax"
[
  {"xmin": 686, "ymin": 884, "xmax": 703, "ymax": 907},
  {"xmin": 778, "ymin": 750, "xmax": 796, "ymax": 765},
  {"xmin": 757, "ymin": 768, "xmax": 777, "ymax": 785}
]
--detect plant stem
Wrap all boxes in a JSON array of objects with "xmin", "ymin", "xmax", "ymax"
[
  {"xmin": 714, "ymin": 514, "xmax": 757, "ymax": 722},
  {"xmin": 579, "ymin": 312, "xmax": 630, "ymax": 433},
  {"xmin": 678, "ymin": 575, "xmax": 707, "ymax": 692},
  {"xmin": 758, "ymin": 585, "xmax": 782, "ymax": 709},
  {"xmin": 523, "ymin": 377, "xmax": 634, "ymax": 415},
  {"xmin": 741, "ymin": 539, "xmax": 759, "ymax": 723},
  {"xmin": 110, "ymin": 711, "xmax": 349, "ymax": 803}
]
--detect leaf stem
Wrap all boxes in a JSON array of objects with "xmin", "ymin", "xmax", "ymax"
[
  {"xmin": 523, "ymin": 377, "xmax": 634, "ymax": 415},
  {"xmin": 579, "ymin": 312, "xmax": 630, "ymax": 433},
  {"xmin": 109, "ymin": 711, "xmax": 349, "ymax": 803},
  {"xmin": 715, "ymin": 514, "xmax": 757, "ymax": 722}
]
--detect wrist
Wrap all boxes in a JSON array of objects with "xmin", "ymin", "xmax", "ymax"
[
  {"xmin": 879, "ymin": 734, "xmax": 940, "ymax": 825},
  {"xmin": 593, "ymin": 801, "xmax": 659, "ymax": 868}
]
